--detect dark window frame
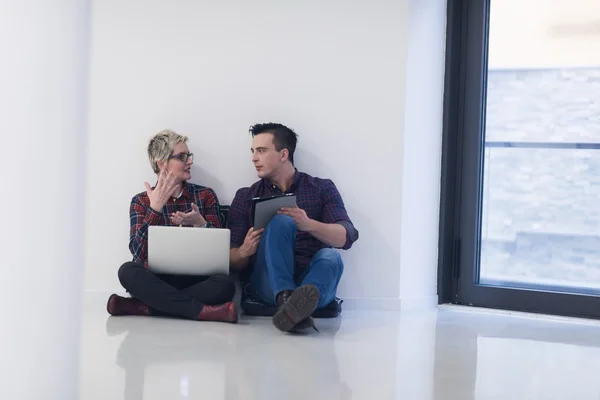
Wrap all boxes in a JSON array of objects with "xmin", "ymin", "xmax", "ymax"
[{"xmin": 437, "ymin": 0, "xmax": 600, "ymax": 319}]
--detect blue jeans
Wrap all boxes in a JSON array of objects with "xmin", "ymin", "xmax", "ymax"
[{"xmin": 249, "ymin": 215, "xmax": 344, "ymax": 309}]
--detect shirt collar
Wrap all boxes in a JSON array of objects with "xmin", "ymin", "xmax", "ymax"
[
  {"xmin": 180, "ymin": 181, "xmax": 192, "ymax": 199},
  {"xmin": 263, "ymin": 169, "xmax": 301, "ymax": 193}
]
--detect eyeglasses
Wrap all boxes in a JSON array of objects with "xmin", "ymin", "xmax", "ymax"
[{"xmin": 169, "ymin": 152, "xmax": 194, "ymax": 163}]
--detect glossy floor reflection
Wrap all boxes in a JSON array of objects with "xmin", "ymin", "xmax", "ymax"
[{"xmin": 80, "ymin": 296, "xmax": 600, "ymax": 399}]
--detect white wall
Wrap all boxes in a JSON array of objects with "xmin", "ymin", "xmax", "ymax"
[
  {"xmin": 397, "ymin": 0, "xmax": 446, "ymax": 310},
  {"xmin": 2, "ymin": 1, "xmax": 89, "ymax": 398},
  {"xmin": 85, "ymin": 0, "xmax": 446, "ymax": 309}
]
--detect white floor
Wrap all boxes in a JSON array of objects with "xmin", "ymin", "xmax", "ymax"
[{"xmin": 80, "ymin": 296, "xmax": 600, "ymax": 399}]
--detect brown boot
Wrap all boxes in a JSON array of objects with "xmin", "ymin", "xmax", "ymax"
[
  {"xmin": 276, "ymin": 290, "xmax": 294, "ymax": 308},
  {"xmin": 197, "ymin": 302, "xmax": 238, "ymax": 323},
  {"xmin": 275, "ymin": 289, "xmax": 317, "ymax": 332},
  {"xmin": 291, "ymin": 316, "xmax": 317, "ymax": 332},
  {"xmin": 106, "ymin": 294, "xmax": 150, "ymax": 316},
  {"xmin": 272, "ymin": 285, "xmax": 320, "ymax": 333}
]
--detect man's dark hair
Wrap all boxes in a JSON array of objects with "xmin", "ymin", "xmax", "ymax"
[{"xmin": 250, "ymin": 122, "xmax": 299, "ymax": 164}]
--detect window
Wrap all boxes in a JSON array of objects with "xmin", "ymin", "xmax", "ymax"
[{"xmin": 439, "ymin": 0, "xmax": 600, "ymax": 317}]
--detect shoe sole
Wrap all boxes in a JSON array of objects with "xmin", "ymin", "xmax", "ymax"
[
  {"xmin": 291, "ymin": 316, "xmax": 315, "ymax": 332},
  {"xmin": 272, "ymin": 285, "xmax": 320, "ymax": 332}
]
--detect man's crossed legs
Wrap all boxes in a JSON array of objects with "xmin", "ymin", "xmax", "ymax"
[{"xmin": 249, "ymin": 214, "xmax": 344, "ymax": 332}]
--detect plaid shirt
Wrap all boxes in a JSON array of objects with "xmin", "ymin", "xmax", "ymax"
[
  {"xmin": 229, "ymin": 170, "xmax": 358, "ymax": 277},
  {"xmin": 129, "ymin": 182, "xmax": 222, "ymax": 266}
]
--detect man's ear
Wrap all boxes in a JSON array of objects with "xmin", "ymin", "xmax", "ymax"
[
  {"xmin": 280, "ymin": 148, "xmax": 289, "ymax": 162},
  {"xmin": 157, "ymin": 160, "xmax": 166, "ymax": 171}
]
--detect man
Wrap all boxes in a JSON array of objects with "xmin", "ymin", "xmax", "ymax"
[
  {"xmin": 228, "ymin": 123, "xmax": 359, "ymax": 332},
  {"xmin": 106, "ymin": 129, "xmax": 238, "ymax": 323}
]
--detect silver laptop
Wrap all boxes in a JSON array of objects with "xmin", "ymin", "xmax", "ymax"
[{"xmin": 147, "ymin": 226, "xmax": 230, "ymax": 276}]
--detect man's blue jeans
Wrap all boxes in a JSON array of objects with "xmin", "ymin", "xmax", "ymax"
[{"xmin": 249, "ymin": 215, "xmax": 344, "ymax": 309}]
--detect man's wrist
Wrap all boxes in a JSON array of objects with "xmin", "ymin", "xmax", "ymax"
[
  {"xmin": 238, "ymin": 247, "xmax": 249, "ymax": 259},
  {"xmin": 305, "ymin": 219, "xmax": 319, "ymax": 233}
]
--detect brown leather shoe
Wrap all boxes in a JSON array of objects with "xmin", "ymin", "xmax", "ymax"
[
  {"xmin": 197, "ymin": 302, "xmax": 238, "ymax": 323},
  {"xmin": 106, "ymin": 294, "xmax": 150, "ymax": 316},
  {"xmin": 273, "ymin": 284, "xmax": 320, "ymax": 332}
]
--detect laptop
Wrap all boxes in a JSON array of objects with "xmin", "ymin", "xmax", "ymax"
[{"xmin": 147, "ymin": 226, "xmax": 230, "ymax": 276}]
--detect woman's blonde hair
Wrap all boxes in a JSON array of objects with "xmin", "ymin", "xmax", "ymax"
[{"xmin": 147, "ymin": 129, "xmax": 188, "ymax": 174}]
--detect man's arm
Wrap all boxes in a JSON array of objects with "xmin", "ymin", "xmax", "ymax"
[
  {"xmin": 230, "ymin": 237, "xmax": 258, "ymax": 271},
  {"xmin": 230, "ymin": 247, "xmax": 250, "ymax": 271},
  {"xmin": 279, "ymin": 179, "xmax": 358, "ymax": 249},
  {"xmin": 278, "ymin": 205, "xmax": 348, "ymax": 248},
  {"xmin": 230, "ymin": 228, "xmax": 264, "ymax": 270},
  {"xmin": 305, "ymin": 220, "xmax": 347, "ymax": 248},
  {"xmin": 228, "ymin": 188, "xmax": 258, "ymax": 270},
  {"xmin": 319, "ymin": 179, "xmax": 358, "ymax": 249}
]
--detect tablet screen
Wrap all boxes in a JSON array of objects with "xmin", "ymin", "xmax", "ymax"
[{"xmin": 252, "ymin": 194, "xmax": 297, "ymax": 229}]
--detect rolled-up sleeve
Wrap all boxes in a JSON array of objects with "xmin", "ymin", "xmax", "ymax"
[{"xmin": 320, "ymin": 179, "xmax": 359, "ymax": 250}]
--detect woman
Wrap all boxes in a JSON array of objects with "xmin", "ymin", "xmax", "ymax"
[{"xmin": 106, "ymin": 129, "xmax": 237, "ymax": 323}]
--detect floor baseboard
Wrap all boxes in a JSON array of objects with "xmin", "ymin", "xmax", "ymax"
[
  {"xmin": 85, "ymin": 290, "xmax": 438, "ymax": 312},
  {"xmin": 341, "ymin": 295, "xmax": 438, "ymax": 311}
]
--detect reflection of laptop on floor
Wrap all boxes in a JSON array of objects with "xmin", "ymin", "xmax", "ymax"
[{"xmin": 147, "ymin": 226, "xmax": 230, "ymax": 276}]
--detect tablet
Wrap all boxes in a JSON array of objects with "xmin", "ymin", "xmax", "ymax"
[{"xmin": 252, "ymin": 194, "xmax": 297, "ymax": 229}]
